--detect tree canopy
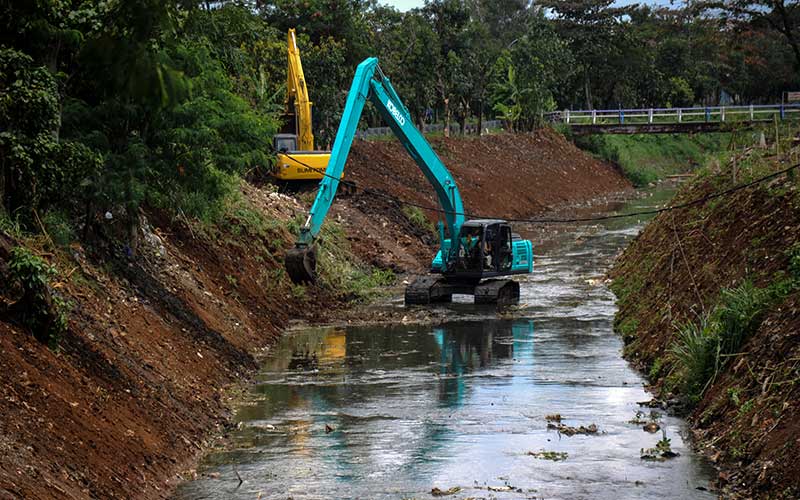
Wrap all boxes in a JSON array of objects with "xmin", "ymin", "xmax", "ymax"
[{"xmin": 1, "ymin": 0, "xmax": 797, "ymax": 239}]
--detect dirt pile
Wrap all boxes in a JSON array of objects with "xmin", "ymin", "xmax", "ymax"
[
  {"xmin": 336, "ymin": 129, "xmax": 630, "ymax": 272},
  {"xmin": 0, "ymin": 131, "xmax": 630, "ymax": 499},
  {"xmin": 610, "ymin": 157, "xmax": 800, "ymax": 498}
]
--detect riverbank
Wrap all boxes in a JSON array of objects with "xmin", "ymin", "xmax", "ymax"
[
  {"xmin": 572, "ymin": 131, "xmax": 730, "ymax": 186},
  {"xmin": 609, "ymin": 139, "xmax": 800, "ymax": 498},
  {"xmin": 0, "ymin": 130, "xmax": 630, "ymax": 499}
]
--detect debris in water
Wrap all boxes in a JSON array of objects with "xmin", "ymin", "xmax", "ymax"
[
  {"xmin": 528, "ymin": 449, "xmax": 569, "ymax": 461},
  {"xmin": 431, "ymin": 486, "xmax": 461, "ymax": 496},
  {"xmin": 545, "ymin": 413, "xmax": 562, "ymax": 422},
  {"xmin": 643, "ymin": 422, "xmax": 660, "ymax": 433},
  {"xmin": 547, "ymin": 422, "xmax": 599, "ymax": 436},
  {"xmin": 324, "ymin": 424, "xmax": 334, "ymax": 434},
  {"xmin": 641, "ymin": 433, "xmax": 679, "ymax": 461}
]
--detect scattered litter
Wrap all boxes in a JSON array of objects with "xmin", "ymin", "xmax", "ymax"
[
  {"xmin": 528, "ymin": 450, "xmax": 568, "ymax": 461},
  {"xmin": 545, "ymin": 414, "xmax": 562, "ymax": 422}
]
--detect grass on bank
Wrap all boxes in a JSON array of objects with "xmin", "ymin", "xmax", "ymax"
[
  {"xmin": 563, "ymin": 120, "xmax": 800, "ymax": 187},
  {"xmin": 572, "ymin": 132, "xmax": 730, "ymax": 186}
]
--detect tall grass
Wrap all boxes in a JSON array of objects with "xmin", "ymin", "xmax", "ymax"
[
  {"xmin": 669, "ymin": 281, "xmax": 777, "ymax": 399},
  {"xmin": 669, "ymin": 315, "xmax": 718, "ymax": 396}
]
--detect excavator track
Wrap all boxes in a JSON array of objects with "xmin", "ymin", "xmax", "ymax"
[{"xmin": 405, "ymin": 276, "xmax": 520, "ymax": 305}]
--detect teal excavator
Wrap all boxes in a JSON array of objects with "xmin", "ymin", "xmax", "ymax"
[{"xmin": 285, "ymin": 58, "xmax": 533, "ymax": 304}]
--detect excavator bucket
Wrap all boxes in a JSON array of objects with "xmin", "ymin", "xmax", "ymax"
[{"xmin": 285, "ymin": 245, "xmax": 317, "ymax": 283}]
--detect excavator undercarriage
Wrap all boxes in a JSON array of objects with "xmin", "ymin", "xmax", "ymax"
[{"xmin": 404, "ymin": 276, "xmax": 520, "ymax": 305}]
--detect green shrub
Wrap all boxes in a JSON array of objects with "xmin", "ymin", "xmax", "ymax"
[
  {"xmin": 402, "ymin": 205, "xmax": 435, "ymax": 235},
  {"xmin": 669, "ymin": 280, "xmax": 781, "ymax": 401},
  {"xmin": 713, "ymin": 281, "xmax": 770, "ymax": 356},
  {"xmin": 42, "ymin": 211, "xmax": 76, "ymax": 247},
  {"xmin": 8, "ymin": 247, "xmax": 69, "ymax": 348},
  {"xmin": 669, "ymin": 315, "xmax": 718, "ymax": 396}
]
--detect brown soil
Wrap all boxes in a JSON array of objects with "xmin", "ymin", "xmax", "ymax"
[
  {"xmin": 609, "ymin": 156, "xmax": 800, "ymax": 498},
  {"xmin": 0, "ymin": 131, "xmax": 629, "ymax": 499},
  {"xmin": 337, "ymin": 129, "xmax": 630, "ymax": 272}
]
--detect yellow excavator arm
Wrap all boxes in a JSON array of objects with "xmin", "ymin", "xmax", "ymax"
[{"xmin": 286, "ymin": 28, "xmax": 314, "ymax": 151}]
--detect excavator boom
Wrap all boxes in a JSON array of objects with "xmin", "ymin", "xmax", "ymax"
[{"xmin": 286, "ymin": 28, "xmax": 314, "ymax": 151}]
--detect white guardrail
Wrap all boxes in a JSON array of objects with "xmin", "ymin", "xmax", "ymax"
[
  {"xmin": 545, "ymin": 104, "xmax": 800, "ymax": 125},
  {"xmin": 357, "ymin": 120, "xmax": 502, "ymax": 139}
]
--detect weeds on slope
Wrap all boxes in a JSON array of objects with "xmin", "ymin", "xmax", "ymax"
[{"xmin": 669, "ymin": 264, "xmax": 800, "ymax": 402}]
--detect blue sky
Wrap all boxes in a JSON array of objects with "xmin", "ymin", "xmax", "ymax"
[{"xmin": 381, "ymin": 0, "xmax": 676, "ymax": 12}]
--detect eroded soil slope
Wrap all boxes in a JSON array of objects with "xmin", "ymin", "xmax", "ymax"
[
  {"xmin": 610, "ymin": 157, "xmax": 800, "ymax": 498},
  {"xmin": 338, "ymin": 129, "xmax": 630, "ymax": 271},
  {"xmin": 0, "ymin": 131, "xmax": 629, "ymax": 499}
]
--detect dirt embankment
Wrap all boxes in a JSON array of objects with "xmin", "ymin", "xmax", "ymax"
[
  {"xmin": 610, "ymin": 157, "xmax": 800, "ymax": 498},
  {"xmin": 337, "ymin": 129, "xmax": 630, "ymax": 272},
  {"xmin": 0, "ymin": 130, "xmax": 629, "ymax": 499}
]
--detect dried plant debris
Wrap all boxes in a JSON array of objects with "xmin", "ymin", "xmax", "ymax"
[
  {"xmin": 528, "ymin": 449, "xmax": 569, "ymax": 461},
  {"xmin": 641, "ymin": 435, "xmax": 680, "ymax": 461},
  {"xmin": 431, "ymin": 486, "xmax": 461, "ymax": 496},
  {"xmin": 547, "ymin": 422, "xmax": 600, "ymax": 436}
]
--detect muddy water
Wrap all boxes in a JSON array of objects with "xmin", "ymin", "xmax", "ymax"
[{"xmin": 178, "ymin": 188, "xmax": 715, "ymax": 500}]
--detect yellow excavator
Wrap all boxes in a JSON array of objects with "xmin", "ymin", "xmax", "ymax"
[{"xmin": 272, "ymin": 29, "xmax": 331, "ymax": 181}]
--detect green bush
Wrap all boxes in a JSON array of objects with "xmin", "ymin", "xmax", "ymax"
[
  {"xmin": 669, "ymin": 280, "xmax": 787, "ymax": 400},
  {"xmin": 8, "ymin": 247, "xmax": 69, "ymax": 348},
  {"xmin": 669, "ymin": 315, "xmax": 718, "ymax": 396},
  {"xmin": 0, "ymin": 48, "xmax": 103, "ymax": 222},
  {"xmin": 713, "ymin": 281, "xmax": 770, "ymax": 356},
  {"xmin": 402, "ymin": 205, "xmax": 435, "ymax": 235}
]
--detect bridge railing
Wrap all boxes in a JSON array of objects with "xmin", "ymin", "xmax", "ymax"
[{"xmin": 545, "ymin": 104, "xmax": 800, "ymax": 126}]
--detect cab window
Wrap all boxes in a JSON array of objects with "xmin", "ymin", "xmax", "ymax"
[{"xmin": 275, "ymin": 136, "xmax": 297, "ymax": 152}]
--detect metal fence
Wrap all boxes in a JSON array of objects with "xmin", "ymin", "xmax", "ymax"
[
  {"xmin": 356, "ymin": 120, "xmax": 502, "ymax": 139},
  {"xmin": 545, "ymin": 104, "xmax": 800, "ymax": 125}
]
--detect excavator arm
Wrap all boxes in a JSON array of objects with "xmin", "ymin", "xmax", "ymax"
[
  {"xmin": 286, "ymin": 57, "xmax": 466, "ymax": 282},
  {"xmin": 286, "ymin": 28, "xmax": 314, "ymax": 151}
]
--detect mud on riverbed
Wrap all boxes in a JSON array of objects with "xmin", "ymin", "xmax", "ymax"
[{"xmin": 0, "ymin": 130, "xmax": 630, "ymax": 499}]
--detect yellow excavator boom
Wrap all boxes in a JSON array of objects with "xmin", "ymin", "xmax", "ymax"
[{"xmin": 286, "ymin": 28, "xmax": 314, "ymax": 151}]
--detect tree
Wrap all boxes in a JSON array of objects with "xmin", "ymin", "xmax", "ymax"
[
  {"xmin": 539, "ymin": 0, "xmax": 630, "ymax": 109},
  {"xmin": 423, "ymin": 0, "xmax": 470, "ymax": 136},
  {"xmin": 697, "ymin": 0, "xmax": 800, "ymax": 70}
]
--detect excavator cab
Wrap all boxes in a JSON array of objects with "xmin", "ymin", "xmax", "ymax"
[{"xmin": 453, "ymin": 220, "xmax": 516, "ymax": 278}]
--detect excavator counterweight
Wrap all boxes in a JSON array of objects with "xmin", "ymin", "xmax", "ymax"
[{"xmin": 284, "ymin": 58, "xmax": 533, "ymax": 304}]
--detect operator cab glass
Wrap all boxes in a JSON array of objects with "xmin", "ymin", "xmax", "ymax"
[
  {"xmin": 456, "ymin": 220, "xmax": 514, "ymax": 275},
  {"xmin": 274, "ymin": 134, "xmax": 298, "ymax": 153}
]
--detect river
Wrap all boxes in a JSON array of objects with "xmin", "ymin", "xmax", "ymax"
[{"xmin": 177, "ymin": 187, "xmax": 715, "ymax": 500}]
